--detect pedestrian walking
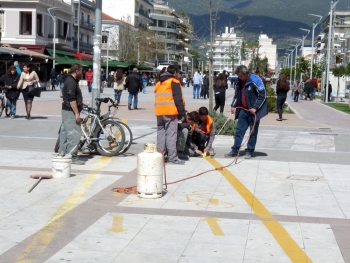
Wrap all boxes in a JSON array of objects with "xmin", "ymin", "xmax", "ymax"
[
  {"xmin": 192, "ymin": 70, "xmax": 202, "ymax": 99},
  {"xmin": 311, "ymin": 77, "xmax": 318, "ymax": 99},
  {"xmin": 224, "ymin": 65, "xmax": 268, "ymax": 159},
  {"xmin": 276, "ymin": 74, "xmax": 290, "ymax": 121},
  {"xmin": 326, "ymin": 82, "xmax": 333, "ymax": 102},
  {"xmin": 17, "ymin": 64, "xmax": 40, "ymax": 120},
  {"xmin": 113, "ymin": 69, "xmax": 125, "ymax": 105},
  {"xmin": 142, "ymin": 72, "xmax": 148, "ymax": 94},
  {"xmin": 50, "ymin": 68, "xmax": 57, "ymax": 90},
  {"xmin": 156, "ymin": 67, "xmax": 166, "ymax": 84},
  {"xmin": 202, "ymin": 72, "xmax": 209, "ymax": 99},
  {"xmin": 58, "ymin": 63, "xmax": 85, "ymax": 165},
  {"xmin": 100, "ymin": 68, "xmax": 106, "ymax": 94},
  {"xmin": 85, "ymin": 67, "xmax": 93, "ymax": 93},
  {"xmin": 214, "ymin": 72, "xmax": 227, "ymax": 113},
  {"xmin": 293, "ymin": 80, "xmax": 301, "ymax": 102},
  {"xmin": 304, "ymin": 79, "xmax": 314, "ymax": 101},
  {"xmin": 125, "ymin": 68, "xmax": 142, "ymax": 110},
  {"xmin": 155, "ymin": 65, "xmax": 186, "ymax": 165},
  {"xmin": 0, "ymin": 65, "xmax": 20, "ymax": 118}
]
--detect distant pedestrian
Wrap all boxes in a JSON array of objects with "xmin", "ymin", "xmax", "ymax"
[
  {"xmin": 193, "ymin": 70, "xmax": 202, "ymax": 99},
  {"xmin": 293, "ymin": 80, "xmax": 301, "ymax": 102},
  {"xmin": 142, "ymin": 72, "xmax": 148, "ymax": 94},
  {"xmin": 224, "ymin": 65, "xmax": 268, "ymax": 159},
  {"xmin": 100, "ymin": 68, "xmax": 106, "ymax": 94},
  {"xmin": 155, "ymin": 65, "xmax": 186, "ymax": 165},
  {"xmin": 202, "ymin": 72, "xmax": 209, "ymax": 99},
  {"xmin": 0, "ymin": 65, "xmax": 20, "ymax": 118},
  {"xmin": 156, "ymin": 67, "xmax": 166, "ymax": 84},
  {"xmin": 50, "ymin": 68, "xmax": 57, "ymax": 90},
  {"xmin": 113, "ymin": 69, "xmax": 125, "ymax": 106},
  {"xmin": 17, "ymin": 64, "xmax": 40, "ymax": 120},
  {"xmin": 276, "ymin": 74, "xmax": 290, "ymax": 121},
  {"xmin": 214, "ymin": 72, "xmax": 227, "ymax": 113},
  {"xmin": 85, "ymin": 68, "xmax": 93, "ymax": 93},
  {"xmin": 327, "ymin": 82, "xmax": 332, "ymax": 102},
  {"xmin": 304, "ymin": 79, "xmax": 314, "ymax": 101},
  {"xmin": 311, "ymin": 77, "xmax": 318, "ymax": 99},
  {"xmin": 125, "ymin": 68, "xmax": 142, "ymax": 110}
]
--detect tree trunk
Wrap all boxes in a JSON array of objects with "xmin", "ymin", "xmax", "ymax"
[
  {"xmin": 336, "ymin": 77, "xmax": 339, "ymax": 104},
  {"xmin": 208, "ymin": 0, "xmax": 214, "ymax": 111}
]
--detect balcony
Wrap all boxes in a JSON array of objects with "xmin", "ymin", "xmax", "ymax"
[
  {"xmin": 135, "ymin": 8, "xmax": 153, "ymax": 23},
  {"xmin": 149, "ymin": 26, "xmax": 179, "ymax": 34},
  {"xmin": 48, "ymin": 34, "xmax": 72, "ymax": 42},
  {"xmin": 73, "ymin": 41, "xmax": 93, "ymax": 51},
  {"xmin": 74, "ymin": 18, "xmax": 95, "ymax": 30}
]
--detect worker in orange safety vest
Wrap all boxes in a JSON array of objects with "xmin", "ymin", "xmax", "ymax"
[{"xmin": 155, "ymin": 65, "xmax": 186, "ymax": 165}]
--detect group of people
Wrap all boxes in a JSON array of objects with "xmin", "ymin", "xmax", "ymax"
[
  {"xmin": 290, "ymin": 77, "xmax": 319, "ymax": 102},
  {"xmin": 155, "ymin": 64, "xmax": 268, "ymax": 164},
  {"xmin": 0, "ymin": 62, "xmax": 40, "ymax": 119}
]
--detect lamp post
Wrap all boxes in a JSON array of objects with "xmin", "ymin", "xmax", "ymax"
[
  {"xmin": 0, "ymin": 8, "xmax": 4, "ymax": 46},
  {"xmin": 167, "ymin": 46, "xmax": 172, "ymax": 64},
  {"xmin": 135, "ymin": 36, "xmax": 141, "ymax": 65},
  {"xmin": 287, "ymin": 49, "xmax": 294, "ymax": 82},
  {"xmin": 290, "ymin": 42, "xmax": 301, "ymax": 83},
  {"xmin": 325, "ymin": 0, "xmax": 339, "ymax": 103},
  {"xmin": 48, "ymin": 7, "xmax": 59, "ymax": 70},
  {"xmin": 105, "ymin": 29, "xmax": 111, "ymax": 77},
  {"xmin": 299, "ymin": 28, "xmax": 311, "ymax": 58},
  {"xmin": 308, "ymin": 14, "xmax": 323, "ymax": 80}
]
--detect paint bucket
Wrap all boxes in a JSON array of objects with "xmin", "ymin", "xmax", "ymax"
[{"xmin": 52, "ymin": 154, "xmax": 72, "ymax": 179}]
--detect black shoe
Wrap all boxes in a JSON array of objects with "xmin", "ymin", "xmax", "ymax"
[
  {"xmin": 134, "ymin": 108, "xmax": 138, "ymax": 110},
  {"xmin": 128, "ymin": 105, "xmax": 133, "ymax": 110},
  {"xmin": 244, "ymin": 152, "xmax": 252, "ymax": 159},
  {"xmin": 178, "ymin": 153, "xmax": 189, "ymax": 161},
  {"xmin": 224, "ymin": 152, "xmax": 237, "ymax": 158}
]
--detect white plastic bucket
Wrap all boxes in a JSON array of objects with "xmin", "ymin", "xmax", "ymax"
[{"xmin": 52, "ymin": 154, "xmax": 72, "ymax": 179}]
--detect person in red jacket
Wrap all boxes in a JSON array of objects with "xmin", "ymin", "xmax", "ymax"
[
  {"xmin": 311, "ymin": 77, "xmax": 318, "ymax": 99},
  {"xmin": 85, "ymin": 68, "xmax": 93, "ymax": 93}
]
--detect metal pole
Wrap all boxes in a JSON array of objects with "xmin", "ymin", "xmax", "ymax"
[
  {"xmin": 294, "ymin": 44, "xmax": 298, "ymax": 84},
  {"xmin": 191, "ymin": 56, "xmax": 194, "ymax": 76},
  {"xmin": 53, "ymin": 15, "xmax": 56, "ymax": 70},
  {"xmin": 137, "ymin": 41, "xmax": 140, "ymax": 65},
  {"xmin": 106, "ymin": 31, "xmax": 110, "ymax": 77},
  {"xmin": 310, "ymin": 22, "xmax": 315, "ymax": 79},
  {"xmin": 92, "ymin": 0, "xmax": 102, "ymax": 111},
  {"xmin": 167, "ymin": 50, "xmax": 169, "ymax": 63},
  {"xmin": 290, "ymin": 50, "xmax": 293, "ymax": 82},
  {"xmin": 77, "ymin": 0, "xmax": 81, "ymax": 52}
]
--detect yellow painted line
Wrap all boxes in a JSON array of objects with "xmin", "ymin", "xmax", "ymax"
[
  {"xmin": 206, "ymin": 158, "xmax": 313, "ymax": 263},
  {"xmin": 186, "ymin": 194, "xmax": 191, "ymax": 202},
  {"xmin": 15, "ymin": 156, "xmax": 112, "ymax": 263},
  {"xmin": 209, "ymin": 199, "xmax": 219, "ymax": 205},
  {"xmin": 202, "ymin": 218, "xmax": 225, "ymax": 236},
  {"xmin": 107, "ymin": 215, "xmax": 126, "ymax": 233}
]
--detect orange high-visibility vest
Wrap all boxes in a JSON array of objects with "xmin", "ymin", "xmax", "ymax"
[
  {"xmin": 199, "ymin": 115, "xmax": 213, "ymax": 134},
  {"xmin": 155, "ymin": 78, "xmax": 184, "ymax": 116}
]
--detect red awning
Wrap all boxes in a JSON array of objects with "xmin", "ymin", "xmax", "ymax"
[{"xmin": 76, "ymin": 52, "xmax": 93, "ymax": 61}]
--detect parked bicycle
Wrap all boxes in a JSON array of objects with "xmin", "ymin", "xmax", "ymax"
[
  {"xmin": 54, "ymin": 97, "xmax": 127, "ymax": 156},
  {"xmin": 0, "ymin": 86, "xmax": 11, "ymax": 118}
]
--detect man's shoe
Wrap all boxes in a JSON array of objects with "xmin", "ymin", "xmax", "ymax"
[
  {"xmin": 178, "ymin": 153, "xmax": 189, "ymax": 161},
  {"xmin": 224, "ymin": 152, "xmax": 237, "ymax": 158},
  {"xmin": 134, "ymin": 107, "xmax": 138, "ymax": 110},
  {"xmin": 170, "ymin": 159, "xmax": 185, "ymax": 165},
  {"xmin": 244, "ymin": 152, "xmax": 252, "ymax": 159},
  {"xmin": 11, "ymin": 115, "xmax": 15, "ymax": 119},
  {"xmin": 208, "ymin": 148, "xmax": 216, "ymax": 156},
  {"xmin": 128, "ymin": 105, "xmax": 133, "ymax": 110},
  {"xmin": 72, "ymin": 159, "xmax": 86, "ymax": 165}
]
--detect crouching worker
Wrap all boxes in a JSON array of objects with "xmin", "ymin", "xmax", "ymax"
[
  {"xmin": 155, "ymin": 65, "xmax": 186, "ymax": 165},
  {"xmin": 192, "ymin": 107, "xmax": 215, "ymax": 156}
]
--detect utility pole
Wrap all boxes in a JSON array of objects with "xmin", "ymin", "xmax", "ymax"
[
  {"xmin": 208, "ymin": 0, "xmax": 214, "ymax": 111},
  {"xmin": 48, "ymin": 7, "xmax": 58, "ymax": 70},
  {"xmin": 92, "ymin": 0, "xmax": 102, "ymax": 111}
]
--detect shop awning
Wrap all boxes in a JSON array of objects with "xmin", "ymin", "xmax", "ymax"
[
  {"xmin": 132, "ymin": 64, "xmax": 153, "ymax": 70},
  {"xmin": 0, "ymin": 44, "xmax": 54, "ymax": 62},
  {"xmin": 46, "ymin": 48, "xmax": 92, "ymax": 67},
  {"xmin": 101, "ymin": 61, "xmax": 131, "ymax": 68}
]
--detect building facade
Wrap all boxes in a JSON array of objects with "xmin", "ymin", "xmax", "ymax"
[
  {"xmin": 257, "ymin": 34, "xmax": 277, "ymax": 73},
  {"xmin": 207, "ymin": 27, "xmax": 244, "ymax": 73}
]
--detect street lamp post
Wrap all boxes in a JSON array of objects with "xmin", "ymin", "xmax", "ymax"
[
  {"xmin": 287, "ymin": 49, "xmax": 294, "ymax": 82},
  {"xmin": 325, "ymin": 0, "xmax": 339, "ymax": 103},
  {"xmin": 47, "ymin": 7, "xmax": 59, "ymax": 70},
  {"xmin": 308, "ymin": 14, "xmax": 323, "ymax": 80},
  {"xmin": 0, "ymin": 9, "xmax": 4, "ymax": 46},
  {"xmin": 299, "ymin": 28, "xmax": 311, "ymax": 58},
  {"xmin": 106, "ymin": 30, "xmax": 110, "ymax": 77}
]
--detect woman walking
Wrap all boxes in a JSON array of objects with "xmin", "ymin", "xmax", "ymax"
[
  {"xmin": 113, "ymin": 69, "xmax": 126, "ymax": 105},
  {"xmin": 17, "ymin": 64, "xmax": 39, "ymax": 120},
  {"xmin": 0, "ymin": 65, "xmax": 21, "ymax": 118},
  {"xmin": 276, "ymin": 74, "xmax": 290, "ymax": 121},
  {"xmin": 141, "ymin": 72, "xmax": 148, "ymax": 94},
  {"xmin": 213, "ymin": 73, "xmax": 227, "ymax": 113}
]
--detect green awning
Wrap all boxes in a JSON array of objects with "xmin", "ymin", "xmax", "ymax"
[
  {"xmin": 132, "ymin": 64, "xmax": 153, "ymax": 70},
  {"xmin": 56, "ymin": 59, "xmax": 92, "ymax": 67},
  {"xmin": 101, "ymin": 61, "xmax": 131, "ymax": 68},
  {"xmin": 46, "ymin": 48, "xmax": 92, "ymax": 67}
]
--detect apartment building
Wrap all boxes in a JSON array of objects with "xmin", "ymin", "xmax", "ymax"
[
  {"xmin": 102, "ymin": 0, "xmax": 153, "ymax": 30},
  {"xmin": 258, "ymin": 34, "xmax": 277, "ymax": 72},
  {"xmin": 208, "ymin": 27, "xmax": 244, "ymax": 73},
  {"xmin": 0, "ymin": 0, "xmax": 72, "ymax": 49}
]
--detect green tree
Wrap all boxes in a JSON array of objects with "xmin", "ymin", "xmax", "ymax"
[
  {"xmin": 279, "ymin": 67, "xmax": 291, "ymax": 78},
  {"xmin": 332, "ymin": 65, "xmax": 348, "ymax": 104}
]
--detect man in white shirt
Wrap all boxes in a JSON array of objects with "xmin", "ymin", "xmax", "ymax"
[{"xmin": 192, "ymin": 70, "xmax": 203, "ymax": 99}]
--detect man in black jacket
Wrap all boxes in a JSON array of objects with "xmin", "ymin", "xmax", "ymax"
[
  {"xmin": 59, "ymin": 64, "xmax": 85, "ymax": 165},
  {"xmin": 125, "ymin": 68, "xmax": 142, "ymax": 110}
]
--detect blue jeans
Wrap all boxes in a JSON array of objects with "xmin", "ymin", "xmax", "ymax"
[
  {"xmin": 231, "ymin": 110, "xmax": 260, "ymax": 154},
  {"xmin": 128, "ymin": 92, "xmax": 138, "ymax": 108},
  {"xmin": 7, "ymin": 98, "xmax": 17, "ymax": 116},
  {"xmin": 193, "ymin": 84, "xmax": 200, "ymax": 98},
  {"xmin": 142, "ymin": 82, "xmax": 147, "ymax": 93},
  {"xmin": 87, "ymin": 82, "xmax": 92, "ymax": 93},
  {"xmin": 114, "ymin": 90, "xmax": 122, "ymax": 103},
  {"xmin": 300, "ymin": 92, "xmax": 304, "ymax": 100}
]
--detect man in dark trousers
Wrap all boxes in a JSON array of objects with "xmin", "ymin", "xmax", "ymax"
[
  {"xmin": 59, "ymin": 64, "xmax": 85, "ymax": 165},
  {"xmin": 155, "ymin": 65, "xmax": 186, "ymax": 165},
  {"xmin": 125, "ymin": 68, "xmax": 142, "ymax": 110},
  {"xmin": 225, "ymin": 65, "xmax": 268, "ymax": 159},
  {"xmin": 50, "ymin": 68, "xmax": 58, "ymax": 90}
]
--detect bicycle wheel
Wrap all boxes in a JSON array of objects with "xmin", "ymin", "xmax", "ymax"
[
  {"xmin": 94, "ymin": 120, "xmax": 125, "ymax": 156},
  {"xmin": 116, "ymin": 121, "xmax": 133, "ymax": 154},
  {"xmin": 0, "ymin": 98, "xmax": 4, "ymax": 117}
]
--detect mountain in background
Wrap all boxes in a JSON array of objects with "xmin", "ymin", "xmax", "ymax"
[{"xmin": 165, "ymin": 0, "xmax": 350, "ymax": 48}]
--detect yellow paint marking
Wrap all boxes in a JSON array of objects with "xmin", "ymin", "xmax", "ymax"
[
  {"xmin": 113, "ymin": 192, "xmax": 122, "ymax": 197},
  {"xmin": 206, "ymin": 158, "xmax": 313, "ymax": 263},
  {"xmin": 107, "ymin": 216, "xmax": 126, "ymax": 233},
  {"xmin": 186, "ymin": 194, "xmax": 191, "ymax": 202},
  {"xmin": 14, "ymin": 156, "xmax": 112, "ymax": 263},
  {"xmin": 202, "ymin": 218, "xmax": 225, "ymax": 236},
  {"xmin": 209, "ymin": 199, "xmax": 219, "ymax": 205}
]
